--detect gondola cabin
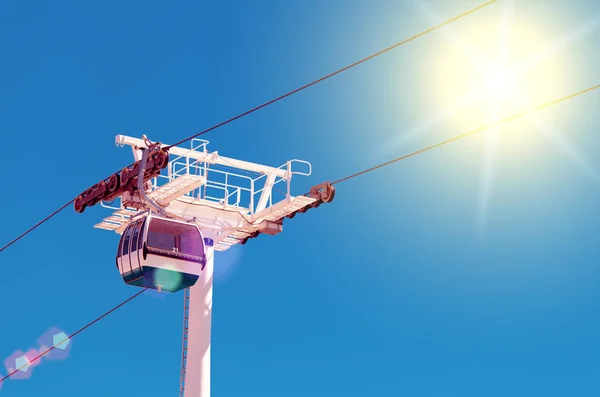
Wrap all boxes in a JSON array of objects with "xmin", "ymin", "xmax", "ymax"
[{"xmin": 116, "ymin": 213, "xmax": 207, "ymax": 292}]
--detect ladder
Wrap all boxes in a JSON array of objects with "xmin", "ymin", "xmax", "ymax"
[{"xmin": 179, "ymin": 288, "xmax": 191, "ymax": 396}]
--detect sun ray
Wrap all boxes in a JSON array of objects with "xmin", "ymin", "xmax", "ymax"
[
  {"xmin": 368, "ymin": 88, "xmax": 482, "ymax": 163},
  {"xmin": 477, "ymin": 0, "xmax": 515, "ymax": 238},
  {"xmin": 507, "ymin": 94, "xmax": 600, "ymax": 184},
  {"xmin": 409, "ymin": 0, "xmax": 515, "ymax": 236},
  {"xmin": 383, "ymin": 1, "xmax": 600, "ymax": 237},
  {"xmin": 511, "ymin": 16, "xmax": 600, "ymax": 80},
  {"xmin": 476, "ymin": 14, "xmax": 600, "ymax": 232},
  {"xmin": 369, "ymin": 0, "xmax": 501, "ymax": 162}
]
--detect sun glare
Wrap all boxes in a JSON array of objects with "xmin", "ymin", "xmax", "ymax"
[
  {"xmin": 480, "ymin": 63, "xmax": 517, "ymax": 102},
  {"xmin": 426, "ymin": 15, "xmax": 568, "ymax": 132},
  {"xmin": 397, "ymin": 0, "xmax": 600, "ymax": 237}
]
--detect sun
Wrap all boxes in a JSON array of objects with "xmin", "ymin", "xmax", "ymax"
[
  {"xmin": 479, "ymin": 63, "xmax": 518, "ymax": 103},
  {"xmin": 419, "ymin": 9, "xmax": 576, "ymax": 133},
  {"xmin": 371, "ymin": 0, "xmax": 599, "ymax": 240},
  {"xmin": 395, "ymin": 0, "xmax": 597, "ymax": 236}
]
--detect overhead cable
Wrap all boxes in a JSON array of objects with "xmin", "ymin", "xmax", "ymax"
[
  {"xmin": 330, "ymin": 84, "xmax": 600, "ymax": 186},
  {"xmin": 165, "ymin": 0, "xmax": 500, "ymax": 149},
  {"xmin": 0, "ymin": 0, "xmax": 498, "ymax": 255},
  {"xmin": 0, "ymin": 289, "xmax": 147, "ymax": 384}
]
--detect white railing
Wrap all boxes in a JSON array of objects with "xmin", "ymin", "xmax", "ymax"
[
  {"xmin": 251, "ymin": 159, "xmax": 312, "ymax": 209},
  {"xmin": 101, "ymin": 138, "xmax": 312, "ymax": 215}
]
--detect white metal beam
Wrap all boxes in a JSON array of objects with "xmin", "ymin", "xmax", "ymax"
[
  {"xmin": 184, "ymin": 240, "xmax": 214, "ymax": 397},
  {"xmin": 131, "ymin": 146, "xmax": 142, "ymax": 161},
  {"xmin": 254, "ymin": 172, "xmax": 277, "ymax": 213},
  {"xmin": 116, "ymin": 134, "xmax": 287, "ymax": 178}
]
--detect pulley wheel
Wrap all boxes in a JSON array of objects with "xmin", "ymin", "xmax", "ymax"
[
  {"xmin": 106, "ymin": 174, "xmax": 119, "ymax": 193},
  {"xmin": 120, "ymin": 166, "xmax": 131, "ymax": 186},
  {"xmin": 83, "ymin": 187, "xmax": 96, "ymax": 206},
  {"xmin": 155, "ymin": 150, "xmax": 169, "ymax": 170},
  {"xmin": 96, "ymin": 181, "xmax": 107, "ymax": 196},
  {"xmin": 321, "ymin": 184, "xmax": 336, "ymax": 203},
  {"xmin": 74, "ymin": 195, "xmax": 86, "ymax": 213},
  {"xmin": 91, "ymin": 181, "xmax": 106, "ymax": 204},
  {"xmin": 146, "ymin": 152, "xmax": 157, "ymax": 173},
  {"xmin": 131, "ymin": 162, "xmax": 140, "ymax": 177}
]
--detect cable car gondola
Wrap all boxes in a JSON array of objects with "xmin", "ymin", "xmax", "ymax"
[{"xmin": 116, "ymin": 213, "xmax": 207, "ymax": 292}]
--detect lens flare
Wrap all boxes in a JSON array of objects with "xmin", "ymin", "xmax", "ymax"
[
  {"xmin": 145, "ymin": 288, "xmax": 168, "ymax": 299},
  {"xmin": 214, "ymin": 246, "xmax": 241, "ymax": 281},
  {"xmin": 154, "ymin": 267, "xmax": 183, "ymax": 291},
  {"xmin": 4, "ymin": 349, "xmax": 39, "ymax": 380},
  {"xmin": 14, "ymin": 356, "xmax": 30, "ymax": 373},
  {"xmin": 38, "ymin": 327, "xmax": 71, "ymax": 361},
  {"xmin": 52, "ymin": 333, "xmax": 70, "ymax": 350},
  {"xmin": 1, "ymin": 327, "xmax": 71, "ymax": 386}
]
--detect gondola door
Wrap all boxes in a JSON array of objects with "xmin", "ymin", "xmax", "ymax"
[
  {"xmin": 119, "ymin": 223, "xmax": 134, "ymax": 279},
  {"xmin": 116, "ymin": 226, "xmax": 126, "ymax": 276},
  {"xmin": 129, "ymin": 219, "xmax": 144, "ymax": 279}
]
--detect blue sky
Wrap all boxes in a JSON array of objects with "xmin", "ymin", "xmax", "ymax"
[{"xmin": 1, "ymin": 0, "xmax": 600, "ymax": 396}]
